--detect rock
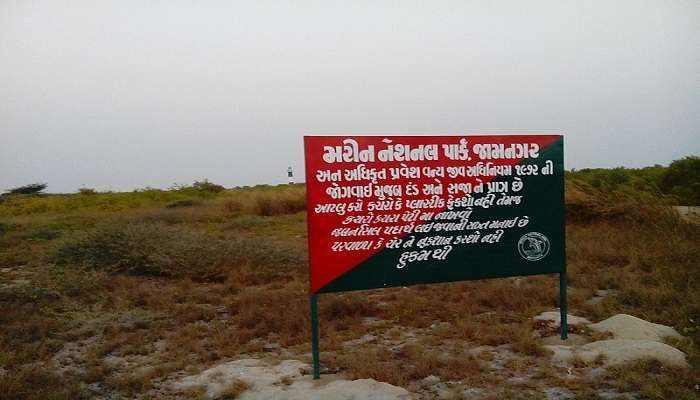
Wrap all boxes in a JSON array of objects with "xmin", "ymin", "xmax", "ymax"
[
  {"xmin": 262, "ymin": 343, "xmax": 280, "ymax": 352},
  {"xmin": 589, "ymin": 314, "xmax": 682, "ymax": 342},
  {"xmin": 596, "ymin": 388, "xmax": 638, "ymax": 400},
  {"xmin": 422, "ymin": 375, "xmax": 440, "ymax": 384},
  {"xmin": 0, "ymin": 279, "xmax": 31, "ymax": 290},
  {"xmin": 540, "ymin": 334, "xmax": 590, "ymax": 346},
  {"xmin": 545, "ymin": 345, "xmax": 575, "ymax": 365},
  {"xmin": 343, "ymin": 334, "xmax": 377, "ymax": 346},
  {"xmin": 430, "ymin": 322, "xmax": 452, "ymax": 330},
  {"xmin": 543, "ymin": 387, "xmax": 574, "ymax": 400},
  {"xmin": 173, "ymin": 359, "xmax": 411, "ymax": 400},
  {"xmin": 102, "ymin": 355, "xmax": 127, "ymax": 369},
  {"xmin": 534, "ymin": 311, "xmax": 592, "ymax": 327},
  {"xmin": 547, "ymin": 339, "xmax": 688, "ymax": 368},
  {"xmin": 461, "ymin": 388, "xmax": 485, "ymax": 399},
  {"xmin": 362, "ymin": 317, "xmax": 385, "ymax": 327},
  {"xmin": 467, "ymin": 345, "xmax": 494, "ymax": 356},
  {"xmin": 585, "ymin": 290, "xmax": 616, "ymax": 306},
  {"xmin": 432, "ymin": 382, "xmax": 452, "ymax": 399},
  {"xmin": 284, "ymin": 379, "xmax": 411, "ymax": 400},
  {"xmin": 584, "ymin": 297, "xmax": 604, "ymax": 306}
]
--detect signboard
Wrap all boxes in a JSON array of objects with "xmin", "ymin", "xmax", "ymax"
[
  {"xmin": 304, "ymin": 135, "xmax": 565, "ymax": 294},
  {"xmin": 303, "ymin": 135, "xmax": 567, "ymax": 378}
]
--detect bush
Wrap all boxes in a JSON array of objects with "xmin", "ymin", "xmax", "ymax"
[
  {"xmin": 52, "ymin": 222, "xmax": 304, "ymax": 281},
  {"xmin": 566, "ymin": 178, "xmax": 682, "ymax": 229},
  {"xmin": 78, "ymin": 188, "xmax": 97, "ymax": 195},
  {"xmin": 220, "ymin": 186, "xmax": 306, "ymax": 216}
]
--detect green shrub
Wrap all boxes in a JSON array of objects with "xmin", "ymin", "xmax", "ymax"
[{"xmin": 165, "ymin": 199, "xmax": 201, "ymax": 208}]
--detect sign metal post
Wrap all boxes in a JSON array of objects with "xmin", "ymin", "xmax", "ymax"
[
  {"xmin": 560, "ymin": 272, "xmax": 568, "ymax": 340},
  {"xmin": 310, "ymin": 294, "xmax": 321, "ymax": 379}
]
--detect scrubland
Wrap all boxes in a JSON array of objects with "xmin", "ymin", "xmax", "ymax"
[{"xmin": 0, "ymin": 180, "xmax": 698, "ymax": 399}]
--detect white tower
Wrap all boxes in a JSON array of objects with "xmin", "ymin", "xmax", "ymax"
[{"xmin": 287, "ymin": 166, "xmax": 294, "ymax": 184}]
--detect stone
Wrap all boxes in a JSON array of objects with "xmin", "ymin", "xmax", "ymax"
[
  {"xmin": 461, "ymin": 388, "xmax": 485, "ymax": 399},
  {"xmin": 533, "ymin": 311, "xmax": 592, "ymax": 327},
  {"xmin": 431, "ymin": 382, "xmax": 452, "ymax": 399},
  {"xmin": 262, "ymin": 343, "xmax": 280, "ymax": 352},
  {"xmin": 173, "ymin": 359, "xmax": 411, "ymax": 400},
  {"xmin": 362, "ymin": 317, "xmax": 385, "ymax": 327},
  {"xmin": 102, "ymin": 355, "xmax": 127, "ymax": 369},
  {"xmin": 430, "ymin": 322, "xmax": 452, "ymax": 330},
  {"xmin": 588, "ymin": 314, "xmax": 682, "ymax": 342},
  {"xmin": 543, "ymin": 387, "xmax": 574, "ymax": 400},
  {"xmin": 547, "ymin": 339, "xmax": 688, "ymax": 368},
  {"xmin": 540, "ymin": 334, "xmax": 590, "ymax": 346},
  {"xmin": 0, "ymin": 279, "xmax": 31, "ymax": 290},
  {"xmin": 343, "ymin": 334, "xmax": 377, "ymax": 346},
  {"xmin": 584, "ymin": 290, "xmax": 616, "ymax": 306}
]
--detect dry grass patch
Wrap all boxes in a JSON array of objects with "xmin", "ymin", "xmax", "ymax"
[
  {"xmin": 0, "ymin": 365, "xmax": 87, "ymax": 400},
  {"xmin": 606, "ymin": 358, "xmax": 698, "ymax": 400},
  {"xmin": 217, "ymin": 378, "xmax": 251, "ymax": 399}
]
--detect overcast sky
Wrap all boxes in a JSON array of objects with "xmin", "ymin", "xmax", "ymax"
[{"xmin": 1, "ymin": 1, "xmax": 698, "ymax": 192}]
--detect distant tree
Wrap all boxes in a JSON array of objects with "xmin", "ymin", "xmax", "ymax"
[
  {"xmin": 192, "ymin": 179, "xmax": 225, "ymax": 193},
  {"xmin": 5, "ymin": 183, "xmax": 47, "ymax": 196},
  {"xmin": 659, "ymin": 156, "xmax": 700, "ymax": 205},
  {"xmin": 78, "ymin": 188, "xmax": 97, "ymax": 195}
]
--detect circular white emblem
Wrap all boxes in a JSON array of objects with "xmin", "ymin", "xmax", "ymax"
[{"xmin": 518, "ymin": 232, "xmax": 550, "ymax": 261}]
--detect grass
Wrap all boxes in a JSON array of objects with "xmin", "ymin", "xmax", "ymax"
[{"xmin": 0, "ymin": 181, "xmax": 698, "ymax": 399}]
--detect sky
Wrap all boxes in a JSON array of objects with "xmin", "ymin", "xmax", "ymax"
[{"xmin": 1, "ymin": 1, "xmax": 699, "ymax": 193}]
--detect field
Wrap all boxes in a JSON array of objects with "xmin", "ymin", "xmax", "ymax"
[{"xmin": 0, "ymin": 180, "xmax": 698, "ymax": 399}]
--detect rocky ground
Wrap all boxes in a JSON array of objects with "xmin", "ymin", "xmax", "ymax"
[{"xmin": 47, "ymin": 302, "xmax": 690, "ymax": 399}]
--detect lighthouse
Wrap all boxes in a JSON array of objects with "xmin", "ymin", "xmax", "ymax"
[{"xmin": 287, "ymin": 166, "xmax": 294, "ymax": 184}]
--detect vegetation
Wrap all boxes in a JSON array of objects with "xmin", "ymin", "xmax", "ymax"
[
  {"xmin": 568, "ymin": 155, "xmax": 699, "ymax": 205},
  {"xmin": 0, "ymin": 164, "xmax": 698, "ymax": 399}
]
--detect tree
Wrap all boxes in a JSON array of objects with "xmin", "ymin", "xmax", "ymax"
[
  {"xmin": 659, "ymin": 156, "xmax": 700, "ymax": 205},
  {"xmin": 5, "ymin": 183, "xmax": 47, "ymax": 196}
]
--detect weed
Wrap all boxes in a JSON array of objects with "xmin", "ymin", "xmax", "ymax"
[{"xmin": 216, "ymin": 378, "xmax": 250, "ymax": 399}]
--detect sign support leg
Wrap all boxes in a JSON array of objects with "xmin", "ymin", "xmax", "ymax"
[
  {"xmin": 559, "ymin": 272, "xmax": 568, "ymax": 340},
  {"xmin": 310, "ymin": 294, "xmax": 320, "ymax": 379}
]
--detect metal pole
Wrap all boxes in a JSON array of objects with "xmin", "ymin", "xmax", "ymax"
[
  {"xmin": 310, "ymin": 294, "xmax": 320, "ymax": 379},
  {"xmin": 559, "ymin": 272, "xmax": 568, "ymax": 340}
]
